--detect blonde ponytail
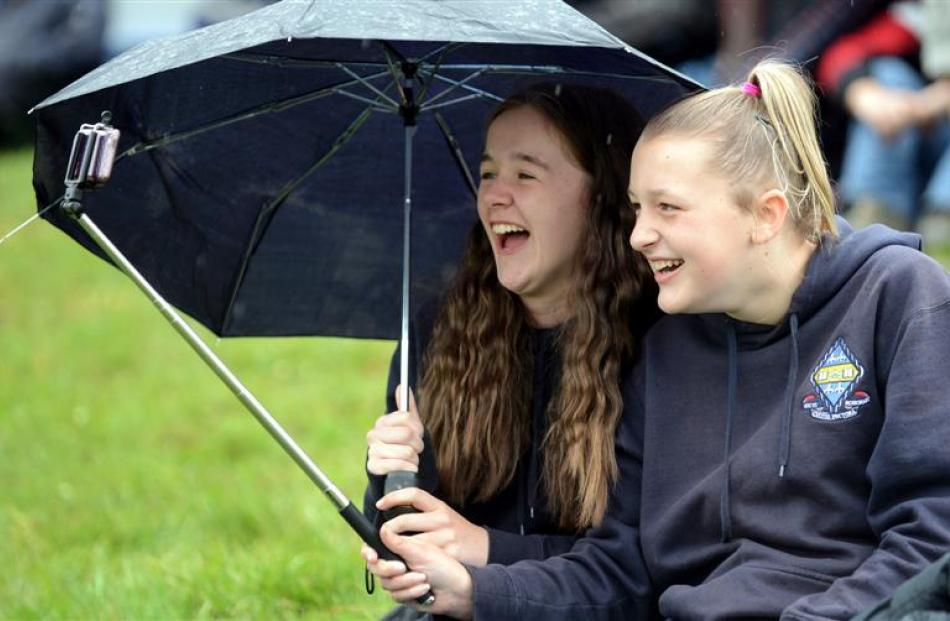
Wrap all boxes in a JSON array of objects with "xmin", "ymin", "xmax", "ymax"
[
  {"xmin": 749, "ymin": 61, "xmax": 837, "ymax": 239},
  {"xmin": 642, "ymin": 59, "xmax": 837, "ymax": 241}
]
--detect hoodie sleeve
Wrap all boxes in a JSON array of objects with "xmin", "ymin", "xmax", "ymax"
[
  {"xmin": 468, "ymin": 372, "xmax": 655, "ymax": 620},
  {"xmin": 783, "ymin": 261, "xmax": 950, "ymax": 620}
]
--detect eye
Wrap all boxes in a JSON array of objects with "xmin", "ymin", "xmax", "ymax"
[
  {"xmin": 659, "ymin": 203, "xmax": 679, "ymax": 212},
  {"xmin": 630, "ymin": 202, "xmax": 641, "ymax": 214},
  {"xmin": 480, "ymin": 170, "xmax": 496, "ymax": 180},
  {"xmin": 518, "ymin": 171, "xmax": 536, "ymax": 180}
]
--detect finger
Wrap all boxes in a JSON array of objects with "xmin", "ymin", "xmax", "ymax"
[
  {"xmin": 377, "ymin": 571, "xmax": 428, "ymax": 593},
  {"xmin": 374, "ymin": 410, "xmax": 423, "ymax": 436},
  {"xmin": 368, "ymin": 425, "xmax": 424, "ymax": 451},
  {"xmin": 389, "ymin": 582, "xmax": 433, "ymax": 605},
  {"xmin": 407, "ymin": 529, "xmax": 453, "ymax": 549},
  {"xmin": 377, "ymin": 487, "xmax": 441, "ymax": 512},
  {"xmin": 366, "ymin": 458, "xmax": 418, "ymax": 476},
  {"xmin": 361, "ymin": 544, "xmax": 378, "ymax": 564},
  {"xmin": 380, "ymin": 523, "xmax": 432, "ymax": 568},
  {"xmin": 368, "ymin": 442, "xmax": 420, "ymax": 464},
  {"xmin": 382, "ymin": 511, "xmax": 444, "ymax": 535},
  {"xmin": 394, "ymin": 386, "xmax": 422, "ymax": 422},
  {"xmin": 374, "ymin": 410, "xmax": 412, "ymax": 427},
  {"xmin": 366, "ymin": 557, "xmax": 408, "ymax": 579},
  {"xmin": 394, "ymin": 384, "xmax": 408, "ymax": 412}
]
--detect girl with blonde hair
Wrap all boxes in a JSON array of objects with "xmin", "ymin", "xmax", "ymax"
[{"xmin": 368, "ymin": 60, "xmax": 950, "ymax": 620}]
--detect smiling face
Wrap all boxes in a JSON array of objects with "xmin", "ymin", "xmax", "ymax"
[
  {"xmin": 478, "ymin": 105, "xmax": 590, "ymax": 325},
  {"xmin": 628, "ymin": 134, "xmax": 761, "ymax": 317}
]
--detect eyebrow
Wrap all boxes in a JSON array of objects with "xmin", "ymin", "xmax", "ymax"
[
  {"xmin": 628, "ymin": 188, "xmax": 681, "ymax": 203},
  {"xmin": 480, "ymin": 151, "xmax": 551, "ymax": 170}
]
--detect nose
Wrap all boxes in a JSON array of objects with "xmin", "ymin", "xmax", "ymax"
[
  {"xmin": 478, "ymin": 175, "xmax": 514, "ymax": 209},
  {"xmin": 629, "ymin": 209, "xmax": 658, "ymax": 251}
]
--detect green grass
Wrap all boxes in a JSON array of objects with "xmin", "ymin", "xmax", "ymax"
[{"xmin": 0, "ymin": 148, "xmax": 394, "ymax": 618}]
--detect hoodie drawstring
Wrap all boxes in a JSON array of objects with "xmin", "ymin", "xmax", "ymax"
[
  {"xmin": 720, "ymin": 314, "xmax": 801, "ymax": 542},
  {"xmin": 778, "ymin": 313, "xmax": 800, "ymax": 478},
  {"xmin": 720, "ymin": 322, "xmax": 738, "ymax": 543}
]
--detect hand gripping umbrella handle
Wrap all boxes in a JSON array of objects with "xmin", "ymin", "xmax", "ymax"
[
  {"xmin": 342, "ymin": 502, "xmax": 436, "ymax": 606},
  {"xmin": 377, "ymin": 471, "xmax": 436, "ymax": 606}
]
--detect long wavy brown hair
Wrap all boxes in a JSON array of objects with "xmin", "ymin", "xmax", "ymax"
[{"xmin": 418, "ymin": 83, "xmax": 655, "ymax": 531}]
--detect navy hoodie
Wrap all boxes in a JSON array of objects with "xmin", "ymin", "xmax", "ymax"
[
  {"xmin": 363, "ymin": 299, "xmax": 581, "ymax": 565},
  {"xmin": 470, "ymin": 223, "xmax": 950, "ymax": 620}
]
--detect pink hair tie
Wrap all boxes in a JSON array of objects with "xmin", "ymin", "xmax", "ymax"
[{"xmin": 740, "ymin": 81, "xmax": 761, "ymax": 97}]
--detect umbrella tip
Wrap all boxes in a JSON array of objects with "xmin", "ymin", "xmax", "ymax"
[
  {"xmin": 554, "ymin": 83, "xmax": 562, "ymax": 97},
  {"xmin": 606, "ymin": 133, "xmax": 613, "ymax": 146}
]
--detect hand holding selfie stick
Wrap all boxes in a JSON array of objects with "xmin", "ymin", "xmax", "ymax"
[{"xmin": 60, "ymin": 112, "xmax": 434, "ymax": 607}]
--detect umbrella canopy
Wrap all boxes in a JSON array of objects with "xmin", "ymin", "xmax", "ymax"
[{"xmin": 31, "ymin": 0, "xmax": 699, "ymax": 339}]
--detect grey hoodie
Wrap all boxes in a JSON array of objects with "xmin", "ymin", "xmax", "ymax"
[{"xmin": 470, "ymin": 223, "xmax": 950, "ymax": 620}]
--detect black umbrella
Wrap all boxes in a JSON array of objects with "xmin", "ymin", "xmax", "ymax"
[{"xmin": 27, "ymin": 0, "xmax": 699, "ymax": 597}]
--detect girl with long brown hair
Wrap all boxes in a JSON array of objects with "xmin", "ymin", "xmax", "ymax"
[{"xmin": 360, "ymin": 81, "xmax": 655, "ymax": 584}]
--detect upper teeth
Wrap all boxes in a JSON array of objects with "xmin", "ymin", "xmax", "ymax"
[
  {"xmin": 650, "ymin": 259, "xmax": 683, "ymax": 272},
  {"xmin": 492, "ymin": 223, "xmax": 527, "ymax": 234}
]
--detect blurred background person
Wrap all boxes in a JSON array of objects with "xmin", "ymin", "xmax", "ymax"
[
  {"xmin": 0, "ymin": 0, "xmax": 271, "ymax": 147},
  {"xmin": 817, "ymin": 0, "xmax": 950, "ymax": 246},
  {"xmin": 0, "ymin": 0, "xmax": 105, "ymax": 146},
  {"xmin": 572, "ymin": 0, "xmax": 889, "ymax": 188}
]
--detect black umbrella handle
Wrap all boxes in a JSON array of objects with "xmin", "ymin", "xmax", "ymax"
[
  {"xmin": 382, "ymin": 470, "xmax": 422, "ymax": 523},
  {"xmin": 340, "ymin": 502, "xmax": 436, "ymax": 606}
]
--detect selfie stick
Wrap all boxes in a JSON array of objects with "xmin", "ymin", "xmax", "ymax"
[{"xmin": 58, "ymin": 113, "xmax": 433, "ymax": 605}]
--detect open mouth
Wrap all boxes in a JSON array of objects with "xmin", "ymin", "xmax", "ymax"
[
  {"xmin": 649, "ymin": 259, "xmax": 684, "ymax": 277},
  {"xmin": 492, "ymin": 223, "xmax": 530, "ymax": 252}
]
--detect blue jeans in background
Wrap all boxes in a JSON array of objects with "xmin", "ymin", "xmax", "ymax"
[{"xmin": 838, "ymin": 57, "xmax": 950, "ymax": 223}]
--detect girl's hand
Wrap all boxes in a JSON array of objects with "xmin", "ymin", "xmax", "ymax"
[
  {"xmin": 366, "ymin": 385, "xmax": 424, "ymax": 476},
  {"xmin": 361, "ymin": 527, "xmax": 475, "ymax": 619},
  {"xmin": 376, "ymin": 487, "xmax": 489, "ymax": 566}
]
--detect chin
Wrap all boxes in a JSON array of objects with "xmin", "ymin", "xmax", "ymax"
[{"xmin": 657, "ymin": 293, "xmax": 692, "ymax": 316}]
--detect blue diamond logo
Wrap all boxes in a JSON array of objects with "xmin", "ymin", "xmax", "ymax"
[{"xmin": 811, "ymin": 337, "xmax": 864, "ymax": 414}]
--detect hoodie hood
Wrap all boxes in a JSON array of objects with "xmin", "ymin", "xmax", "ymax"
[{"xmin": 791, "ymin": 219, "xmax": 921, "ymax": 321}]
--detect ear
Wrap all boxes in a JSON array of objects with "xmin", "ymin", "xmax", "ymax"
[{"xmin": 750, "ymin": 189, "xmax": 790, "ymax": 244}]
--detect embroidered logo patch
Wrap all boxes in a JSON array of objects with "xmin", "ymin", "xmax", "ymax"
[{"xmin": 801, "ymin": 337, "xmax": 869, "ymax": 421}]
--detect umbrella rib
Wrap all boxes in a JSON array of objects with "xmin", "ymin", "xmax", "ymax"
[
  {"xmin": 417, "ymin": 67, "xmax": 492, "ymax": 107},
  {"xmin": 117, "ymin": 71, "xmax": 392, "ymax": 159},
  {"xmin": 434, "ymin": 112, "xmax": 477, "ymax": 198},
  {"xmin": 422, "ymin": 72, "xmax": 504, "ymax": 105},
  {"xmin": 223, "ymin": 53, "xmax": 390, "ymax": 70},
  {"xmin": 380, "ymin": 44, "xmax": 410, "ymax": 107},
  {"xmin": 420, "ymin": 93, "xmax": 486, "ymax": 113},
  {"xmin": 335, "ymin": 62, "xmax": 400, "ymax": 108},
  {"xmin": 415, "ymin": 44, "xmax": 458, "ymax": 105},
  {"xmin": 219, "ymin": 104, "xmax": 377, "ymax": 335},
  {"xmin": 334, "ymin": 88, "xmax": 397, "ymax": 112},
  {"xmin": 466, "ymin": 64, "xmax": 685, "ymax": 83}
]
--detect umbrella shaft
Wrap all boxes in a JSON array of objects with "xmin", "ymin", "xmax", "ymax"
[
  {"xmin": 73, "ymin": 212, "xmax": 350, "ymax": 510},
  {"xmin": 399, "ymin": 123, "xmax": 414, "ymax": 409}
]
